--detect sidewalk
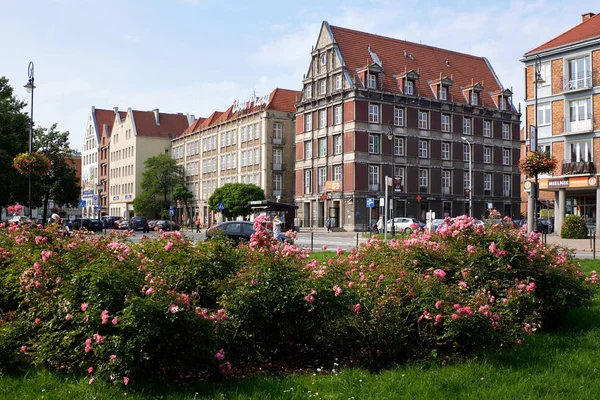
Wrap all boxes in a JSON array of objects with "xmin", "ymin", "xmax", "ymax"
[{"xmin": 543, "ymin": 234, "xmax": 599, "ymax": 252}]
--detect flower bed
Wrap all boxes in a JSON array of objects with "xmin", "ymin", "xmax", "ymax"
[{"xmin": 0, "ymin": 216, "xmax": 596, "ymax": 386}]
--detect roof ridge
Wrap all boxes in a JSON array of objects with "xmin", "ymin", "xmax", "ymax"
[
  {"xmin": 525, "ymin": 12, "xmax": 600, "ymax": 55},
  {"xmin": 329, "ymin": 24, "xmax": 486, "ymax": 61}
]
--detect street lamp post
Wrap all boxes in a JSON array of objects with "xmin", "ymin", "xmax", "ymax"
[
  {"xmin": 461, "ymin": 136, "xmax": 473, "ymax": 218},
  {"xmin": 530, "ymin": 55, "xmax": 545, "ymax": 232},
  {"xmin": 387, "ymin": 124, "xmax": 395, "ymax": 236},
  {"xmin": 24, "ymin": 62, "xmax": 35, "ymax": 219}
]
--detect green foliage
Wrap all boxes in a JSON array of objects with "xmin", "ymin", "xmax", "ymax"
[
  {"xmin": 138, "ymin": 153, "xmax": 184, "ymax": 213},
  {"xmin": 131, "ymin": 191, "xmax": 163, "ymax": 217},
  {"xmin": 208, "ymin": 183, "xmax": 265, "ymax": 219},
  {"xmin": 561, "ymin": 215, "xmax": 589, "ymax": 239}
]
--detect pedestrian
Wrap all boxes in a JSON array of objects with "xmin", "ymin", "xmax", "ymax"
[
  {"xmin": 376, "ymin": 217, "xmax": 383, "ymax": 234},
  {"xmin": 326, "ymin": 218, "xmax": 332, "ymax": 233},
  {"xmin": 273, "ymin": 215, "xmax": 284, "ymax": 243},
  {"xmin": 195, "ymin": 217, "xmax": 201, "ymax": 233}
]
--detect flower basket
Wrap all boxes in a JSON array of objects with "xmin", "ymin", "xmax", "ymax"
[
  {"xmin": 518, "ymin": 151, "xmax": 557, "ymax": 178},
  {"xmin": 13, "ymin": 152, "xmax": 51, "ymax": 176}
]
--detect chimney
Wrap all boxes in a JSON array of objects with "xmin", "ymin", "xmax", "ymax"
[
  {"xmin": 152, "ymin": 108, "xmax": 160, "ymax": 126},
  {"xmin": 186, "ymin": 113, "xmax": 195, "ymax": 125},
  {"xmin": 113, "ymin": 106, "xmax": 119, "ymax": 114},
  {"xmin": 582, "ymin": 12, "xmax": 595, "ymax": 22}
]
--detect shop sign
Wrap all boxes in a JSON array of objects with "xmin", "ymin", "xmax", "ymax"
[
  {"xmin": 548, "ymin": 179, "xmax": 569, "ymax": 188},
  {"xmin": 112, "ymin": 196, "xmax": 120, "ymax": 201},
  {"xmin": 124, "ymin": 194, "xmax": 132, "ymax": 200},
  {"xmin": 325, "ymin": 180, "xmax": 342, "ymax": 192},
  {"xmin": 232, "ymin": 92, "xmax": 270, "ymax": 114},
  {"xmin": 569, "ymin": 176, "xmax": 594, "ymax": 188}
]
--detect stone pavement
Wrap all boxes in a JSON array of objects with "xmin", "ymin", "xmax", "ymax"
[{"xmin": 543, "ymin": 234, "xmax": 599, "ymax": 252}]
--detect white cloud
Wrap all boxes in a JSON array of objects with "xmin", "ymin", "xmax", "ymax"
[{"xmin": 123, "ymin": 35, "xmax": 141, "ymax": 43}]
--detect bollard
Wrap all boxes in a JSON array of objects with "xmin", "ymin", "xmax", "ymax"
[
  {"xmin": 310, "ymin": 230, "xmax": 314, "ymax": 251},
  {"xmin": 594, "ymin": 232, "xmax": 597, "ymax": 260},
  {"xmin": 356, "ymin": 232, "xmax": 359, "ymax": 249}
]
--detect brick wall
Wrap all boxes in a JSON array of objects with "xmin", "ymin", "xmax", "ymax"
[
  {"xmin": 552, "ymin": 142, "xmax": 564, "ymax": 172},
  {"xmin": 593, "ymin": 138, "xmax": 600, "ymax": 166},
  {"xmin": 552, "ymin": 100, "xmax": 564, "ymax": 135},
  {"xmin": 525, "ymin": 65, "xmax": 533, "ymax": 100},
  {"xmin": 594, "ymin": 94, "xmax": 600, "ymax": 131},
  {"xmin": 593, "ymin": 50, "xmax": 600, "ymax": 88},
  {"xmin": 551, "ymin": 59, "xmax": 563, "ymax": 95},
  {"xmin": 526, "ymin": 104, "xmax": 534, "ymax": 129}
]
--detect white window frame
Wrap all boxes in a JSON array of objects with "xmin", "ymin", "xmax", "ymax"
[
  {"xmin": 368, "ymin": 134, "xmax": 380, "ymax": 154},
  {"xmin": 439, "ymin": 86, "xmax": 448, "ymax": 101},
  {"xmin": 335, "ymin": 74, "xmax": 342, "ymax": 90},
  {"xmin": 463, "ymin": 143, "xmax": 471, "ymax": 162},
  {"xmin": 484, "ymin": 146, "xmax": 492, "ymax": 163},
  {"xmin": 368, "ymin": 74, "xmax": 377, "ymax": 89},
  {"xmin": 305, "ymin": 140, "xmax": 312, "ymax": 159},
  {"xmin": 502, "ymin": 123, "xmax": 510, "ymax": 140},
  {"xmin": 273, "ymin": 122, "xmax": 283, "ymax": 140},
  {"xmin": 368, "ymin": 104, "xmax": 380, "ymax": 123},
  {"xmin": 273, "ymin": 174, "xmax": 282, "ymax": 192},
  {"xmin": 304, "ymin": 169, "xmax": 312, "ymax": 194},
  {"xmin": 394, "ymin": 107, "xmax": 404, "ymax": 126},
  {"xmin": 540, "ymin": 61, "xmax": 551, "ymax": 87},
  {"xmin": 305, "ymin": 113, "xmax": 313, "ymax": 131},
  {"xmin": 463, "ymin": 117, "xmax": 472, "ymax": 135},
  {"xmin": 568, "ymin": 140, "xmax": 592, "ymax": 162},
  {"xmin": 419, "ymin": 168, "xmax": 429, "ymax": 189},
  {"xmin": 418, "ymin": 139, "xmax": 428, "ymax": 158},
  {"xmin": 537, "ymin": 104, "xmax": 551, "ymax": 126},
  {"xmin": 441, "ymin": 142, "xmax": 450, "ymax": 160},
  {"xmin": 441, "ymin": 114, "xmax": 450, "ymax": 132},
  {"xmin": 502, "ymin": 148, "xmax": 511, "ymax": 165},
  {"xmin": 318, "ymin": 137, "xmax": 327, "ymax": 157},
  {"xmin": 471, "ymin": 91, "xmax": 479, "ymax": 105},
  {"xmin": 318, "ymin": 167, "xmax": 327, "ymax": 192},
  {"xmin": 319, "ymin": 109, "xmax": 327, "ymax": 128},
  {"xmin": 484, "ymin": 173, "xmax": 492, "ymax": 191},
  {"xmin": 333, "ymin": 165, "xmax": 342, "ymax": 181},
  {"xmin": 334, "ymin": 105, "xmax": 342, "ymax": 125},
  {"xmin": 394, "ymin": 137, "xmax": 404, "ymax": 156},
  {"xmin": 368, "ymin": 165, "xmax": 380, "ymax": 190},
  {"xmin": 306, "ymin": 84, "xmax": 312, "ymax": 99},
  {"xmin": 334, "ymin": 135, "xmax": 342, "ymax": 154},
  {"xmin": 404, "ymin": 80, "xmax": 414, "ymax": 95},
  {"xmin": 320, "ymin": 79, "xmax": 327, "ymax": 95},
  {"xmin": 273, "ymin": 148, "xmax": 282, "ymax": 165},
  {"xmin": 483, "ymin": 120, "xmax": 491, "ymax": 137},
  {"xmin": 394, "ymin": 166, "xmax": 405, "ymax": 191},
  {"xmin": 503, "ymin": 175, "xmax": 511, "ymax": 196},
  {"xmin": 463, "ymin": 170, "xmax": 471, "ymax": 192},
  {"xmin": 418, "ymin": 111, "xmax": 428, "ymax": 130},
  {"xmin": 442, "ymin": 170, "xmax": 451, "ymax": 193}
]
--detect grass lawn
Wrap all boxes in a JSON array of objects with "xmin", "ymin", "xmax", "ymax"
[{"xmin": 1, "ymin": 259, "xmax": 599, "ymax": 400}]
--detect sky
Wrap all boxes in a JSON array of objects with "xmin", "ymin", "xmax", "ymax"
[{"xmin": 1, "ymin": 0, "xmax": 598, "ymax": 151}]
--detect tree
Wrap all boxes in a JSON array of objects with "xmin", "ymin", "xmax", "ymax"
[
  {"xmin": 32, "ymin": 124, "xmax": 81, "ymax": 222},
  {"xmin": 132, "ymin": 192, "xmax": 164, "ymax": 217},
  {"xmin": 137, "ymin": 153, "xmax": 184, "ymax": 216},
  {"xmin": 208, "ymin": 183, "xmax": 265, "ymax": 219},
  {"xmin": 0, "ymin": 77, "xmax": 29, "ymax": 212},
  {"xmin": 173, "ymin": 183, "xmax": 193, "ymax": 224}
]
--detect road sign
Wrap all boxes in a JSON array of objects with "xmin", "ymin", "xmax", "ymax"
[
  {"xmin": 92, "ymin": 195, "xmax": 98, "ymax": 206},
  {"xmin": 218, "ymin": 202, "xmax": 225, "ymax": 211},
  {"xmin": 379, "ymin": 198, "xmax": 385, "ymax": 207},
  {"xmin": 78, "ymin": 200, "xmax": 86, "ymax": 208},
  {"xmin": 98, "ymin": 204, "xmax": 102, "ymax": 210},
  {"xmin": 169, "ymin": 209, "xmax": 175, "ymax": 217},
  {"xmin": 366, "ymin": 198, "xmax": 375, "ymax": 208},
  {"xmin": 169, "ymin": 205, "xmax": 175, "ymax": 211}
]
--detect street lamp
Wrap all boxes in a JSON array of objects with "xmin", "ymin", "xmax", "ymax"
[
  {"xmin": 530, "ymin": 55, "xmax": 546, "ymax": 232},
  {"xmin": 461, "ymin": 136, "xmax": 473, "ymax": 218},
  {"xmin": 24, "ymin": 62, "xmax": 35, "ymax": 219},
  {"xmin": 386, "ymin": 123, "xmax": 395, "ymax": 236}
]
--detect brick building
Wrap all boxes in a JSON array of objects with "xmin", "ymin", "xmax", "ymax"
[
  {"xmin": 522, "ymin": 12, "xmax": 600, "ymax": 234},
  {"xmin": 295, "ymin": 22, "xmax": 522, "ymax": 231}
]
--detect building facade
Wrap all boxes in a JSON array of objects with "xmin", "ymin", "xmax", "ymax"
[
  {"xmin": 171, "ymin": 88, "xmax": 299, "ymax": 226},
  {"xmin": 523, "ymin": 12, "xmax": 600, "ymax": 234},
  {"xmin": 295, "ymin": 22, "xmax": 522, "ymax": 231}
]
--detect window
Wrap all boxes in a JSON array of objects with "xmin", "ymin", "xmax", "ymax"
[
  {"xmin": 471, "ymin": 91, "xmax": 479, "ymax": 105},
  {"xmin": 502, "ymin": 148, "xmax": 510, "ymax": 165},
  {"xmin": 441, "ymin": 142, "xmax": 451, "ymax": 160},
  {"xmin": 435, "ymin": 86, "xmax": 446, "ymax": 101},
  {"xmin": 241, "ymin": 126, "xmax": 247, "ymax": 142},
  {"xmin": 254, "ymin": 148, "xmax": 259, "ymax": 164},
  {"xmin": 499, "ymin": 96, "xmax": 507, "ymax": 111},
  {"xmin": 318, "ymin": 167, "xmax": 327, "ymax": 192},
  {"xmin": 220, "ymin": 155, "xmax": 225, "ymax": 171},
  {"xmin": 404, "ymin": 80, "xmax": 414, "ymax": 95},
  {"xmin": 463, "ymin": 117, "xmax": 472, "ymax": 135},
  {"xmin": 254, "ymin": 123, "xmax": 259, "ymax": 140},
  {"xmin": 419, "ymin": 168, "xmax": 429, "ymax": 191},
  {"xmin": 305, "ymin": 140, "xmax": 312, "ymax": 159},
  {"xmin": 567, "ymin": 55, "xmax": 591, "ymax": 90},
  {"xmin": 568, "ymin": 98, "xmax": 592, "ymax": 132},
  {"xmin": 273, "ymin": 122, "xmax": 283, "ymax": 141},
  {"xmin": 334, "ymin": 135, "xmax": 342, "ymax": 154},
  {"xmin": 305, "ymin": 84, "xmax": 312, "ymax": 99},
  {"xmin": 368, "ymin": 165, "xmax": 380, "ymax": 191},
  {"xmin": 418, "ymin": 139, "xmax": 428, "ymax": 158},
  {"xmin": 335, "ymin": 74, "xmax": 342, "ymax": 90},
  {"xmin": 369, "ymin": 134, "xmax": 380, "ymax": 154},
  {"xmin": 368, "ymin": 74, "xmax": 377, "ymax": 89},
  {"xmin": 334, "ymin": 105, "xmax": 342, "ymax": 125},
  {"xmin": 333, "ymin": 165, "xmax": 342, "ymax": 181},
  {"xmin": 418, "ymin": 111, "xmax": 428, "ymax": 129},
  {"xmin": 537, "ymin": 104, "xmax": 551, "ymax": 126},
  {"xmin": 540, "ymin": 61, "xmax": 551, "ymax": 86},
  {"xmin": 502, "ymin": 123, "xmax": 510, "ymax": 140},
  {"xmin": 368, "ymin": 104, "xmax": 380, "ymax": 123},
  {"xmin": 463, "ymin": 170, "xmax": 471, "ymax": 193},
  {"xmin": 319, "ymin": 109, "xmax": 327, "ymax": 128},
  {"xmin": 273, "ymin": 148, "xmax": 282, "ymax": 165},
  {"xmin": 394, "ymin": 107, "xmax": 404, "ymax": 126},
  {"xmin": 273, "ymin": 175, "xmax": 282, "ymax": 192},
  {"xmin": 441, "ymin": 114, "xmax": 450, "ymax": 132},
  {"xmin": 320, "ymin": 53, "xmax": 327, "ymax": 66},
  {"xmin": 441, "ymin": 170, "xmax": 451, "ymax": 193},
  {"xmin": 463, "ymin": 143, "xmax": 471, "ymax": 162},
  {"xmin": 569, "ymin": 140, "xmax": 592, "ymax": 162},
  {"xmin": 320, "ymin": 79, "xmax": 327, "ymax": 95},
  {"xmin": 394, "ymin": 166, "xmax": 405, "ymax": 191},
  {"xmin": 484, "ymin": 173, "xmax": 492, "ymax": 192},
  {"xmin": 318, "ymin": 138, "xmax": 327, "ymax": 157},
  {"xmin": 305, "ymin": 113, "xmax": 313, "ymax": 131},
  {"xmin": 483, "ymin": 120, "xmax": 491, "ymax": 137},
  {"xmin": 484, "ymin": 146, "xmax": 492, "ymax": 163},
  {"xmin": 394, "ymin": 137, "xmax": 404, "ymax": 156},
  {"xmin": 503, "ymin": 175, "xmax": 511, "ymax": 197},
  {"xmin": 304, "ymin": 169, "xmax": 312, "ymax": 194}
]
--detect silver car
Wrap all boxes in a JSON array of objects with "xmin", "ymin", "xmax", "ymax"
[{"xmin": 386, "ymin": 217, "xmax": 424, "ymax": 233}]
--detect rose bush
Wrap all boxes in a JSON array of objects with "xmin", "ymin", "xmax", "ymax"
[{"xmin": 0, "ymin": 215, "xmax": 597, "ymax": 385}]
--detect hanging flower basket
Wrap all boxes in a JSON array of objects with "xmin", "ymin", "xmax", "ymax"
[
  {"xmin": 13, "ymin": 152, "xmax": 51, "ymax": 176},
  {"xmin": 518, "ymin": 151, "xmax": 557, "ymax": 178}
]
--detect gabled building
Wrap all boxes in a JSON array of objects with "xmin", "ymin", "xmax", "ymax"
[
  {"xmin": 108, "ymin": 109, "xmax": 192, "ymax": 219},
  {"xmin": 171, "ymin": 88, "xmax": 299, "ymax": 226},
  {"xmin": 522, "ymin": 12, "xmax": 600, "ymax": 234},
  {"xmin": 295, "ymin": 22, "xmax": 522, "ymax": 231}
]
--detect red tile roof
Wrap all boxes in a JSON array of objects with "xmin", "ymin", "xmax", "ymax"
[
  {"xmin": 180, "ymin": 117, "xmax": 206, "ymax": 137},
  {"xmin": 130, "ymin": 110, "xmax": 190, "ymax": 138},
  {"xmin": 94, "ymin": 108, "xmax": 117, "ymax": 139},
  {"xmin": 182, "ymin": 88, "xmax": 300, "ymax": 136},
  {"xmin": 525, "ymin": 13, "xmax": 600, "ymax": 55},
  {"xmin": 328, "ymin": 25, "xmax": 505, "ymax": 106}
]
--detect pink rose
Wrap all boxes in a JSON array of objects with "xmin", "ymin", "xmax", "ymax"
[
  {"xmin": 101, "ymin": 310, "xmax": 109, "ymax": 324},
  {"xmin": 81, "ymin": 302, "xmax": 88, "ymax": 312},
  {"xmin": 164, "ymin": 241, "xmax": 173, "ymax": 251},
  {"xmin": 112, "ymin": 316, "xmax": 118, "ymax": 325},
  {"xmin": 214, "ymin": 349, "xmax": 225, "ymax": 361},
  {"xmin": 87, "ymin": 367, "xmax": 94, "ymax": 373},
  {"xmin": 433, "ymin": 269, "xmax": 446, "ymax": 279}
]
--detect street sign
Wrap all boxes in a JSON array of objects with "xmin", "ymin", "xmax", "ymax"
[
  {"xmin": 218, "ymin": 202, "xmax": 225, "ymax": 211},
  {"xmin": 78, "ymin": 200, "xmax": 86, "ymax": 208},
  {"xmin": 366, "ymin": 198, "xmax": 375, "ymax": 208},
  {"xmin": 379, "ymin": 198, "xmax": 385, "ymax": 207},
  {"xmin": 169, "ymin": 209, "xmax": 175, "ymax": 217},
  {"xmin": 529, "ymin": 125, "xmax": 536, "ymax": 151},
  {"xmin": 169, "ymin": 205, "xmax": 175, "ymax": 211},
  {"xmin": 98, "ymin": 204, "xmax": 102, "ymax": 210},
  {"xmin": 92, "ymin": 195, "xmax": 98, "ymax": 206}
]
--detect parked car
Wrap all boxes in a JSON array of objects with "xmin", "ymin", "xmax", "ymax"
[
  {"xmin": 118, "ymin": 220, "xmax": 130, "ymax": 230},
  {"xmin": 206, "ymin": 221, "xmax": 256, "ymax": 242},
  {"xmin": 386, "ymin": 217, "xmax": 425, "ymax": 233},
  {"xmin": 88, "ymin": 219, "xmax": 103, "ymax": 232},
  {"xmin": 148, "ymin": 220, "xmax": 158, "ymax": 230},
  {"xmin": 536, "ymin": 219, "xmax": 554, "ymax": 234},
  {"xmin": 8, "ymin": 216, "xmax": 29, "ymax": 223},
  {"xmin": 129, "ymin": 216, "xmax": 150, "ymax": 232},
  {"xmin": 431, "ymin": 219, "xmax": 446, "ymax": 231},
  {"xmin": 155, "ymin": 220, "xmax": 181, "ymax": 231}
]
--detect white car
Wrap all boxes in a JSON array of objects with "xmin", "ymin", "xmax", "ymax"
[
  {"xmin": 386, "ymin": 217, "xmax": 424, "ymax": 233},
  {"xmin": 9, "ymin": 216, "xmax": 29, "ymax": 223}
]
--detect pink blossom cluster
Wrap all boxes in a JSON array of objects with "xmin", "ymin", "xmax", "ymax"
[{"xmin": 488, "ymin": 242, "xmax": 508, "ymax": 257}]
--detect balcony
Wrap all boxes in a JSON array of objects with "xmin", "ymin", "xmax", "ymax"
[
  {"xmin": 272, "ymin": 137, "xmax": 284, "ymax": 145},
  {"xmin": 565, "ymin": 116, "xmax": 593, "ymax": 133},
  {"xmin": 563, "ymin": 71, "xmax": 592, "ymax": 92},
  {"xmin": 561, "ymin": 161, "xmax": 595, "ymax": 175}
]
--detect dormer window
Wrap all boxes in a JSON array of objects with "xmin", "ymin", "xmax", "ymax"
[
  {"xmin": 405, "ymin": 80, "xmax": 414, "ymax": 95},
  {"xmin": 499, "ymin": 97, "xmax": 506, "ymax": 110},
  {"xmin": 493, "ymin": 89, "xmax": 512, "ymax": 111},
  {"xmin": 439, "ymin": 86, "xmax": 447, "ymax": 101},
  {"xmin": 305, "ymin": 84, "xmax": 312, "ymax": 99},
  {"xmin": 398, "ymin": 69, "xmax": 419, "ymax": 96},
  {"xmin": 471, "ymin": 91, "xmax": 479, "ymax": 106},
  {"xmin": 320, "ymin": 53, "xmax": 327, "ymax": 66},
  {"xmin": 368, "ymin": 74, "xmax": 377, "ymax": 89}
]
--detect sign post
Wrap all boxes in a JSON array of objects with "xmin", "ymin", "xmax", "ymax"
[{"xmin": 366, "ymin": 198, "xmax": 374, "ymax": 235}]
